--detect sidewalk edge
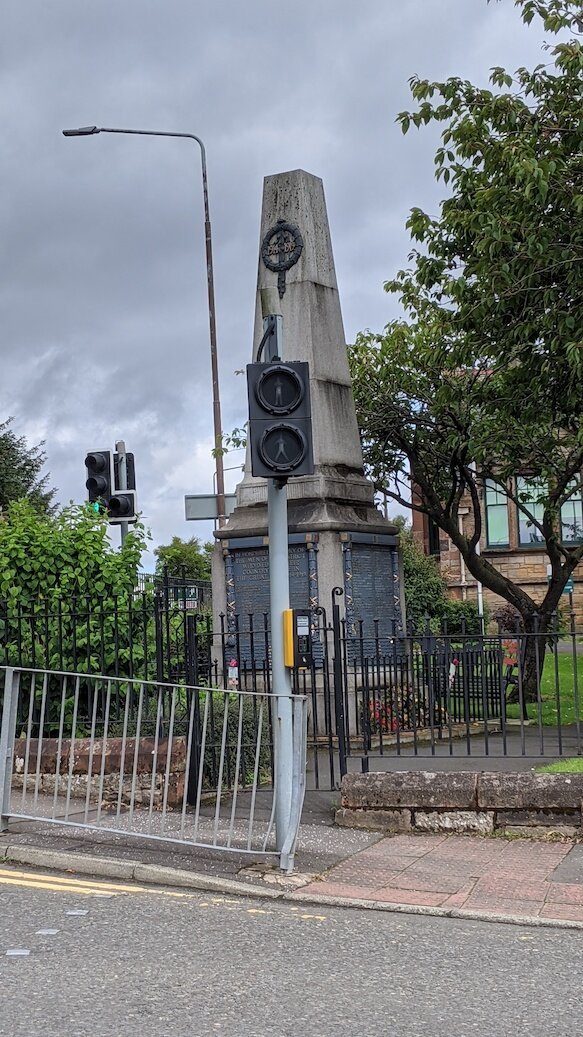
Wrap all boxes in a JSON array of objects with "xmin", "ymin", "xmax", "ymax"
[
  {"xmin": 4, "ymin": 842, "xmax": 583, "ymax": 931},
  {"xmin": 284, "ymin": 890, "xmax": 583, "ymax": 931},
  {"xmin": 1, "ymin": 843, "xmax": 282, "ymax": 900}
]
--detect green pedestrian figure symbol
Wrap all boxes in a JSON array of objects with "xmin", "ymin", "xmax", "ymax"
[{"xmin": 275, "ymin": 433, "xmax": 289, "ymax": 462}]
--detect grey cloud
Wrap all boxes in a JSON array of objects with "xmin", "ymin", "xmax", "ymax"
[{"xmin": 1, "ymin": 0, "xmax": 548, "ymax": 564}]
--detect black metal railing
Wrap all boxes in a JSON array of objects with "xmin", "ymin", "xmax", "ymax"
[
  {"xmin": 136, "ymin": 570, "xmax": 212, "ymax": 608},
  {"xmin": 1, "ymin": 595, "xmax": 581, "ymax": 787},
  {"xmin": 0, "ymin": 584, "xmax": 212, "ymax": 685}
]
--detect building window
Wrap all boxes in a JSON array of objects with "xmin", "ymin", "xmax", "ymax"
[
  {"xmin": 517, "ymin": 477, "xmax": 545, "ymax": 546},
  {"xmin": 561, "ymin": 482, "xmax": 583, "ymax": 544},
  {"xmin": 485, "ymin": 480, "xmax": 509, "ymax": 547}
]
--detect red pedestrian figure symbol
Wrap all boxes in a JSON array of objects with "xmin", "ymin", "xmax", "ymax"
[{"xmin": 274, "ymin": 377, "xmax": 283, "ymax": 408}]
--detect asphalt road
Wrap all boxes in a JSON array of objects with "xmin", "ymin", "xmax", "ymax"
[{"xmin": 0, "ymin": 866, "xmax": 581, "ymax": 1037}]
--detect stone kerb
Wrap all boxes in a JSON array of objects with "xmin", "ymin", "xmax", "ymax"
[
  {"xmin": 336, "ymin": 771, "xmax": 583, "ymax": 837},
  {"xmin": 340, "ymin": 771, "xmax": 478, "ymax": 810},
  {"xmin": 12, "ymin": 736, "xmax": 188, "ymax": 808},
  {"xmin": 477, "ymin": 772, "xmax": 583, "ymax": 810}
]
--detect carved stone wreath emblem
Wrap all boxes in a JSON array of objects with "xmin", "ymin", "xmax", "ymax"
[{"xmin": 261, "ymin": 219, "xmax": 304, "ymax": 298}]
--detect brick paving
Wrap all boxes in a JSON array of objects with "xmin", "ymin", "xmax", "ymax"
[{"xmin": 295, "ymin": 834, "xmax": 583, "ymax": 923}]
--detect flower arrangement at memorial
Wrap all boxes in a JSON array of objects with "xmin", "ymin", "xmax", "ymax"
[{"xmin": 362, "ymin": 682, "xmax": 449, "ymax": 736}]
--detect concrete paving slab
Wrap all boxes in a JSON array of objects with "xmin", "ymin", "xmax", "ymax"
[{"xmin": 548, "ymin": 843, "xmax": 583, "ymax": 884}]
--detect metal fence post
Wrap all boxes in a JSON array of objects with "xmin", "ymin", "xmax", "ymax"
[
  {"xmin": 332, "ymin": 587, "xmax": 347, "ymax": 779},
  {"xmin": 280, "ymin": 695, "xmax": 308, "ymax": 872},
  {"xmin": 185, "ymin": 615, "xmax": 202, "ymax": 806},
  {"xmin": 0, "ymin": 668, "xmax": 19, "ymax": 831},
  {"xmin": 154, "ymin": 591, "xmax": 165, "ymax": 682},
  {"xmin": 115, "ymin": 439, "xmax": 129, "ymax": 546}
]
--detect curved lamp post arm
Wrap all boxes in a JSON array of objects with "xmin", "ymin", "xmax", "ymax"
[{"xmin": 62, "ymin": 124, "xmax": 226, "ymax": 528}]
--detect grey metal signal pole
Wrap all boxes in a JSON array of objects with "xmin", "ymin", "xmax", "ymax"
[
  {"xmin": 262, "ymin": 302, "xmax": 294, "ymax": 855},
  {"xmin": 115, "ymin": 439, "xmax": 129, "ymax": 545}
]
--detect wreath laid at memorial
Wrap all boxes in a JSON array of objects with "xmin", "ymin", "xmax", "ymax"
[{"xmin": 362, "ymin": 683, "xmax": 449, "ymax": 735}]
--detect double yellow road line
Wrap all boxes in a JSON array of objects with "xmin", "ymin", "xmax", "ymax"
[
  {"xmin": 0, "ymin": 867, "xmax": 191, "ymax": 898},
  {"xmin": 0, "ymin": 868, "xmax": 327, "ymax": 921}
]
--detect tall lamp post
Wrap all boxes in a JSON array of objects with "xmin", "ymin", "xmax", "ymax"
[{"xmin": 63, "ymin": 125, "xmax": 227, "ymax": 528}]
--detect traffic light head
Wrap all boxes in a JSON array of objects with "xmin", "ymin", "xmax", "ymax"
[
  {"xmin": 247, "ymin": 362, "xmax": 314, "ymax": 479},
  {"xmin": 85, "ymin": 450, "xmax": 137, "ymax": 523},
  {"xmin": 85, "ymin": 451, "xmax": 113, "ymax": 503},
  {"xmin": 108, "ymin": 490, "xmax": 137, "ymax": 524}
]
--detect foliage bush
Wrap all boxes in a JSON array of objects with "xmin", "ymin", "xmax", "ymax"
[
  {"xmin": 0, "ymin": 500, "xmax": 150, "ymax": 677},
  {"xmin": 400, "ymin": 526, "xmax": 484, "ymax": 632},
  {"xmin": 493, "ymin": 601, "xmax": 568, "ymax": 637},
  {"xmin": 441, "ymin": 600, "xmax": 484, "ymax": 636},
  {"xmin": 493, "ymin": 604, "xmax": 524, "ymax": 634},
  {"xmin": 0, "ymin": 499, "xmax": 146, "ymax": 605}
]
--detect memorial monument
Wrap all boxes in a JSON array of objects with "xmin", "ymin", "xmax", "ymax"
[{"xmin": 213, "ymin": 170, "xmax": 403, "ymax": 656}]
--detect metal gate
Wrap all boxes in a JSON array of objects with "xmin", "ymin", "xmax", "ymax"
[
  {"xmin": 0, "ymin": 666, "xmax": 307, "ymax": 870},
  {"xmin": 210, "ymin": 593, "xmax": 582, "ymax": 783}
]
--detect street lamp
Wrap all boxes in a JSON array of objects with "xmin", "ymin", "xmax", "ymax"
[{"xmin": 62, "ymin": 124, "xmax": 227, "ymax": 527}]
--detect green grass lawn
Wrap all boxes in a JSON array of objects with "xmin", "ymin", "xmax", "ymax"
[
  {"xmin": 505, "ymin": 653, "xmax": 582, "ymax": 726},
  {"xmin": 536, "ymin": 757, "xmax": 583, "ymax": 773}
]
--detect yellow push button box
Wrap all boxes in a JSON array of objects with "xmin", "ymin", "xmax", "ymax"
[{"xmin": 283, "ymin": 609, "xmax": 313, "ymax": 669}]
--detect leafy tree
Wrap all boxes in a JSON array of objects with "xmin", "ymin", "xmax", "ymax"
[
  {"xmin": 0, "ymin": 418, "xmax": 57, "ymax": 514},
  {"xmin": 0, "ymin": 500, "xmax": 149, "ymax": 679},
  {"xmin": 0, "ymin": 500, "xmax": 145, "ymax": 606},
  {"xmin": 350, "ymin": 0, "xmax": 583, "ymax": 695},
  {"xmin": 397, "ymin": 521, "xmax": 483, "ymax": 633},
  {"xmin": 154, "ymin": 535, "xmax": 213, "ymax": 581}
]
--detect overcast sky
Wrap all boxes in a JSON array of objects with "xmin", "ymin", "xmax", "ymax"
[{"xmin": 1, "ymin": 1, "xmax": 548, "ymax": 569}]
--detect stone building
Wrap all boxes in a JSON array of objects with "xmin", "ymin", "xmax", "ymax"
[{"xmin": 412, "ymin": 478, "xmax": 583, "ymax": 625}]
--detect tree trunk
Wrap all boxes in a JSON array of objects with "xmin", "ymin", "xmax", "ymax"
[{"xmin": 521, "ymin": 615, "xmax": 549, "ymax": 704}]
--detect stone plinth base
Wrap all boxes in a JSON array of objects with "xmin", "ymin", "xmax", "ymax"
[{"xmin": 335, "ymin": 771, "xmax": 583, "ymax": 836}]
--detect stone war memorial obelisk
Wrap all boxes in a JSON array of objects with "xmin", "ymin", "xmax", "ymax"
[{"xmin": 213, "ymin": 170, "xmax": 403, "ymax": 658}]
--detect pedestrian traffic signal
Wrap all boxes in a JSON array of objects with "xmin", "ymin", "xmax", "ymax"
[
  {"xmin": 85, "ymin": 449, "xmax": 138, "ymax": 523},
  {"xmin": 247, "ymin": 361, "xmax": 314, "ymax": 479},
  {"xmin": 108, "ymin": 490, "xmax": 137, "ymax": 525},
  {"xmin": 85, "ymin": 451, "xmax": 113, "ymax": 507}
]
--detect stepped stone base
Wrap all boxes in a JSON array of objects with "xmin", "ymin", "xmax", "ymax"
[{"xmin": 217, "ymin": 495, "xmax": 394, "ymax": 540}]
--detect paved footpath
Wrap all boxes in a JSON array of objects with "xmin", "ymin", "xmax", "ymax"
[
  {"xmin": 294, "ymin": 832, "xmax": 583, "ymax": 925},
  {"xmin": 3, "ymin": 818, "xmax": 583, "ymax": 929}
]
